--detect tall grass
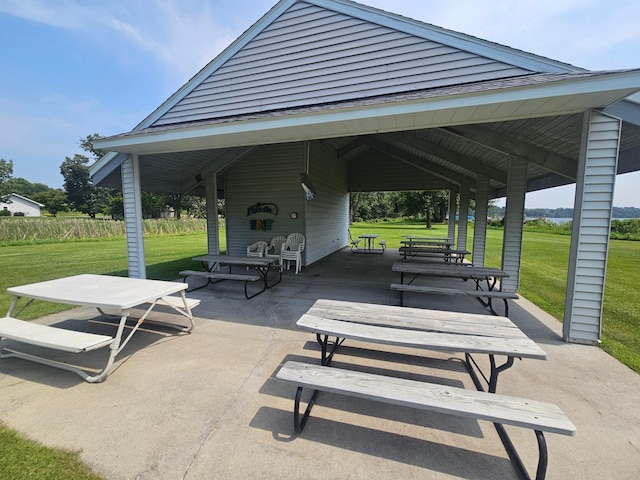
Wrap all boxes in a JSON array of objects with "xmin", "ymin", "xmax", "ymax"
[{"xmin": 0, "ymin": 218, "xmax": 207, "ymax": 245}]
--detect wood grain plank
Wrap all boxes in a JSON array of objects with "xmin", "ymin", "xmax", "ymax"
[{"xmin": 278, "ymin": 361, "xmax": 575, "ymax": 436}]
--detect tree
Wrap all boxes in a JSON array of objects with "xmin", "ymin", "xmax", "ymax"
[
  {"xmin": 79, "ymin": 133, "xmax": 106, "ymax": 159},
  {"xmin": 5, "ymin": 177, "xmax": 51, "ymax": 197},
  {"xmin": 60, "ymin": 154, "xmax": 101, "ymax": 217},
  {"xmin": 395, "ymin": 190, "xmax": 450, "ymax": 228},
  {"xmin": 32, "ymin": 189, "xmax": 68, "ymax": 216},
  {"xmin": 0, "ymin": 158, "xmax": 14, "ymax": 202}
]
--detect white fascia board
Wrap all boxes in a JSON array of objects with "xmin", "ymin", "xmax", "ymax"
[
  {"xmin": 9, "ymin": 193, "xmax": 44, "ymax": 207},
  {"xmin": 89, "ymin": 151, "xmax": 119, "ymax": 179},
  {"xmin": 309, "ymin": 0, "xmax": 582, "ymax": 73},
  {"xmin": 94, "ymin": 71, "xmax": 640, "ymax": 157}
]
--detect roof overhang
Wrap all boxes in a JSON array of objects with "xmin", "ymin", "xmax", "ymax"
[{"xmin": 92, "ymin": 70, "xmax": 640, "ymax": 174}]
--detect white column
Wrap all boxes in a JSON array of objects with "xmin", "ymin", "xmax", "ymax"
[
  {"xmin": 205, "ymin": 173, "xmax": 220, "ymax": 254},
  {"xmin": 564, "ymin": 110, "xmax": 621, "ymax": 344},
  {"xmin": 472, "ymin": 175, "xmax": 489, "ymax": 266},
  {"xmin": 447, "ymin": 189, "xmax": 457, "ymax": 247},
  {"xmin": 457, "ymin": 186, "xmax": 470, "ymax": 252},
  {"xmin": 501, "ymin": 157, "xmax": 527, "ymax": 292},
  {"xmin": 121, "ymin": 154, "xmax": 146, "ymax": 279}
]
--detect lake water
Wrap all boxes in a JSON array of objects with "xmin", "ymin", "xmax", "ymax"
[{"xmin": 524, "ymin": 217, "xmax": 572, "ymax": 224}]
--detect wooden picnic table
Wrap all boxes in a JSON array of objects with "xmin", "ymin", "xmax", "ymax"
[
  {"xmin": 391, "ymin": 261, "xmax": 517, "ymax": 314},
  {"xmin": 401, "ymin": 236, "xmax": 454, "ymax": 248},
  {"xmin": 398, "ymin": 246, "xmax": 470, "ymax": 262},
  {"xmin": 393, "ymin": 261, "xmax": 508, "ymax": 288},
  {"xmin": 280, "ymin": 299, "xmax": 569, "ymax": 479},
  {"xmin": 299, "ymin": 299, "xmax": 544, "ymax": 376},
  {"xmin": 180, "ymin": 254, "xmax": 281, "ymax": 298}
]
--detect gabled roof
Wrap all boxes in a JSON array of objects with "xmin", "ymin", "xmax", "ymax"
[
  {"xmin": 90, "ymin": 0, "xmax": 640, "ymax": 197},
  {"xmin": 4, "ymin": 193, "xmax": 44, "ymax": 207},
  {"xmin": 139, "ymin": 0, "xmax": 581, "ymax": 131}
]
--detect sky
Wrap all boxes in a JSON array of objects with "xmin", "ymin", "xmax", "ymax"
[{"xmin": 1, "ymin": 0, "xmax": 639, "ymax": 208}]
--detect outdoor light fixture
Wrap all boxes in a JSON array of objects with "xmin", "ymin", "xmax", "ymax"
[
  {"xmin": 299, "ymin": 173, "xmax": 315, "ymax": 200},
  {"xmin": 300, "ymin": 141, "xmax": 315, "ymax": 200}
]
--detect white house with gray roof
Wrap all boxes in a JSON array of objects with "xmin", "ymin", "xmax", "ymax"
[
  {"xmin": 1, "ymin": 193, "xmax": 44, "ymax": 216},
  {"xmin": 90, "ymin": 0, "xmax": 640, "ymax": 344}
]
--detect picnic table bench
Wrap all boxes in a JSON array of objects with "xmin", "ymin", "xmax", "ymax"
[
  {"xmin": 277, "ymin": 361, "xmax": 575, "ymax": 480},
  {"xmin": 392, "ymin": 261, "xmax": 518, "ymax": 315},
  {"xmin": 398, "ymin": 246, "xmax": 470, "ymax": 262},
  {"xmin": 180, "ymin": 254, "xmax": 281, "ymax": 299},
  {"xmin": 277, "ymin": 299, "xmax": 574, "ymax": 480}
]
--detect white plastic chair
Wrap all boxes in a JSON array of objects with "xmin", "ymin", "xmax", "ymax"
[
  {"xmin": 265, "ymin": 236, "xmax": 287, "ymax": 263},
  {"xmin": 348, "ymin": 230, "xmax": 361, "ymax": 252},
  {"xmin": 280, "ymin": 233, "xmax": 305, "ymax": 274},
  {"xmin": 247, "ymin": 241, "xmax": 267, "ymax": 257}
]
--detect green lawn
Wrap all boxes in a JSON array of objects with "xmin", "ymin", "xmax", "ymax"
[{"xmin": 0, "ymin": 422, "xmax": 106, "ymax": 480}]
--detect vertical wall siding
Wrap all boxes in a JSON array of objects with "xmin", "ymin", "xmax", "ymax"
[
  {"xmin": 564, "ymin": 110, "xmax": 622, "ymax": 344},
  {"xmin": 121, "ymin": 155, "xmax": 146, "ymax": 279},
  {"xmin": 501, "ymin": 158, "xmax": 528, "ymax": 292},
  {"xmin": 305, "ymin": 140, "xmax": 349, "ymax": 265},
  {"xmin": 225, "ymin": 143, "xmax": 306, "ymax": 257},
  {"xmin": 153, "ymin": 2, "xmax": 530, "ymax": 126}
]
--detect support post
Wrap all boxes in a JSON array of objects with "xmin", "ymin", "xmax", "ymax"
[
  {"xmin": 121, "ymin": 154, "xmax": 146, "ymax": 279},
  {"xmin": 472, "ymin": 175, "xmax": 489, "ymax": 267},
  {"xmin": 501, "ymin": 157, "xmax": 528, "ymax": 292},
  {"xmin": 564, "ymin": 110, "xmax": 621, "ymax": 344}
]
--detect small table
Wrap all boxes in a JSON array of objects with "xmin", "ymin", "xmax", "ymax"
[
  {"xmin": 1, "ymin": 274, "xmax": 193, "ymax": 382},
  {"xmin": 358, "ymin": 234, "xmax": 379, "ymax": 253}
]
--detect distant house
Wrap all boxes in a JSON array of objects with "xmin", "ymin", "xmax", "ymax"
[{"xmin": 1, "ymin": 193, "xmax": 45, "ymax": 216}]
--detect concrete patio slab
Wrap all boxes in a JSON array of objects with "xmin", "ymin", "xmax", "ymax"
[{"xmin": 1, "ymin": 249, "xmax": 638, "ymax": 479}]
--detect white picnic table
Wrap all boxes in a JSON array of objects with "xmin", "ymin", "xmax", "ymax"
[{"xmin": 0, "ymin": 274, "xmax": 195, "ymax": 382}]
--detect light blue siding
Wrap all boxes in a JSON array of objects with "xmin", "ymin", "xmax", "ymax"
[
  {"xmin": 153, "ymin": 2, "xmax": 530, "ymax": 126},
  {"xmin": 564, "ymin": 110, "xmax": 622, "ymax": 344}
]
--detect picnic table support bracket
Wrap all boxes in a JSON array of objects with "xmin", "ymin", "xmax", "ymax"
[
  {"xmin": 316, "ymin": 333, "xmax": 344, "ymax": 366},
  {"xmin": 466, "ymin": 353, "xmax": 547, "ymax": 480},
  {"xmin": 293, "ymin": 386, "xmax": 320, "ymax": 433},
  {"xmin": 465, "ymin": 353, "xmax": 516, "ymax": 394},
  {"xmin": 244, "ymin": 279, "xmax": 266, "ymax": 299},
  {"xmin": 7, "ymin": 296, "xmax": 35, "ymax": 318},
  {"xmin": 474, "ymin": 279, "xmax": 510, "ymax": 316},
  {"xmin": 492, "ymin": 424, "xmax": 549, "ymax": 480}
]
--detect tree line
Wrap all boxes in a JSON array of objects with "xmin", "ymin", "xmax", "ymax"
[{"xmin": 1, "ymin": 134, "xmax": 208, "ymax": 219}]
